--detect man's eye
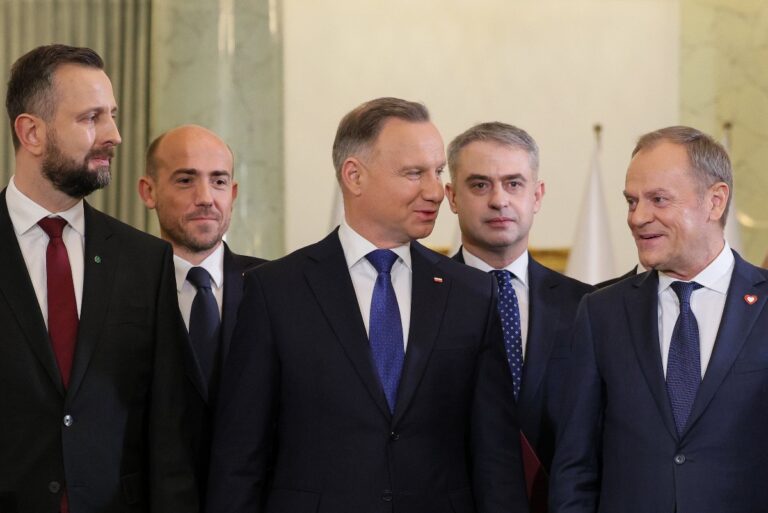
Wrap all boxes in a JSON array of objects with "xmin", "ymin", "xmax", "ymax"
[{"xmin": 406, "ymin": 170, "xmax": 422, "ymax": 179}]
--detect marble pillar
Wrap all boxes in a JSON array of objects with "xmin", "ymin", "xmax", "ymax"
[
  {"xmin": 150, "ymin": 0, "xmax": 284, "ymax": 258},
  {"xmin": 681, "ymin": 0, "xmax": 768, "ymax": 264}
]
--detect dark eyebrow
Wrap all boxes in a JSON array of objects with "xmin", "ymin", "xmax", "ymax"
[
  {"xmin": 171, "ymin": 168, "xmax": 198, "ymax": 176},
  {"xmin": 465, "ymin": 173, "xmax": 527, "ymax": 182}
]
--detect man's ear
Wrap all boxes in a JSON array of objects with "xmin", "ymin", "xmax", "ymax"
[
  {"xmin": 533, "ymin": 179, "xmax": 545, "ymax": 214},
  {"xmin": 708, "ymin": 181, "xmax": 729, "ymax": 224},
  {"xmin": 445, "ymin": 182, "xmax": 459, "ymax": 214},
  {"xmin": 14, "ymin": 114, "xmax": 46, "ymax": 157},
  {"xmin": 137, "ymin": 176, "xmax": 157, "ymax": 209},
  {"xmin": 339, "ymin": 157, "xmax": 364, "ymax": 197}
]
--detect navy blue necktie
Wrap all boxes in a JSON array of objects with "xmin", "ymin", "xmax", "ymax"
[
  {"xmin": 187, "ymin": 267, "xmax": 221, "ymax": 391},
  {"xmin": 366, "ymin": 249, "xmax": 405, "ymax": 413},
  {"xmin": 492, "ymin": 270, "xmax": 524, "ymax": 400},
  {"xmin": 666, "ymin": 280, "xmax": 703, "ymax": 435}
]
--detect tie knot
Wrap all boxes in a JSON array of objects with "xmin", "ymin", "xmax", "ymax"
[
  {"xmin": 366, "ymin": 249, "xmax": 399, "ymax": 274},
  {"xmin": 670, "ymin": 280, "xmax": 702, "ymax": 305},
  {"xmin": 187, "ymin": 267, "xmax": 213, "ymax": 290},
  {"xmin": 490, "ymin": 269, "xmax": 515, "ymax": 290},
  {"xmin": 38, "ymin": 217, "xmax": 68, "ymax": 239}
]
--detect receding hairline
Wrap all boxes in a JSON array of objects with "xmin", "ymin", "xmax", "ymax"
[{"xmin": 145, "ymin": 125, "xmax": 235, "ymax": 179}]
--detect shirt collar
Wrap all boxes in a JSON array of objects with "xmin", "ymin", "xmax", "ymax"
[
  {"xmin": 338, "ymin": 219, "xmax": 412, "ymax": 271},
  {"xmin": 6, "ymin": 175, "xmax": 85, "ymax": 237},
  {"xmin": 658, "ymin": 241, "xmax": 733, "ymax": 295},
  {"xmin": 173, "ymin": 243, "xmax": 225, "ymax": 292},
  {"xmin": 461, "ymin": 247, "xmax": 529, "ymax": 288}
]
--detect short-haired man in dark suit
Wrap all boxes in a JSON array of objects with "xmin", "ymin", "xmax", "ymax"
[
  {"xmin": 0, "ymin": 44, "xmax": 196, "ymax": 512},
  {"xmin": 139, "ymin": 124, "xmax": 265, "ymax": 500},
  {"xmin": 207, "ymin": 98, "xmax": 529, "ymax": 513},
  {"xmin": 445, "ymin": 122, "xmax": 593, "ymax": 512},
  {"xmin": 551, "ymin": 126, "xmax": 768, "ymax": 513}
]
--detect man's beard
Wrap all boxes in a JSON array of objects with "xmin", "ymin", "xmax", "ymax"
[{"xmin": 42, "ymin": 133, "xmax": 114, "ymax": 199}]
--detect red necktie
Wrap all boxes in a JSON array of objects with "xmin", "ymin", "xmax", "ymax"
[
  {"xmin": 38, "ymin": 217, "xmax": 77, "ymax": 513},
  {"xmin": 38, "ymin": 217, "xmax": 78, "ymax": 387}
]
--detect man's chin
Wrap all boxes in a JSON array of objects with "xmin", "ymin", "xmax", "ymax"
[{"xmin": 185, "ymin": 235, "xmax": 222, "ymax": 254}]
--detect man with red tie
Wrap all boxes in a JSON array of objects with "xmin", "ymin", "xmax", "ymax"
[
  {"xmin": 0, "ymin": 44, "xmax": 196, "ymax": 512},
  {"xmin": 445, "ymin": 122, "xmax": 594, "ymax": 512}
]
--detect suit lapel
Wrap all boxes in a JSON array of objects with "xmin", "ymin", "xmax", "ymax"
[
  {"xmin": 625, "ymin": 271, "xmax": 679, "ymax": 439},
  {"xmin": 517, "ymin": 259, "xmax": 557, "ymax": 418},
  {"xmin": 67, "ymin": 204, "xmax": 118, "ymax": 399},
  {"xmin": 304, "ymin": 232, "xmax": 392, "ymax": 420},
  {"xmin": 220, "ymin": 244, "xmax": 244, "ymax": 365},
  {"xmin": 0, "ymin": 190, "xmax": 64, "ymax": 395},
  {"xmin": 685, "ymin": 254, "xmax": 768, "ymax": 435},
  {"xmin": 393, "ymin": 242, "xmax": 450, "ymax": 425}
]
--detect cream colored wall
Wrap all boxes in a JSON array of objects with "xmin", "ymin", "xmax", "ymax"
[
  {"xmin": 282, "ymin": 0, "xmax": 680, "ymax": 271},
  {"xmin": 681, "ymin": 0, "xmax": 768, "ymax": 265}
]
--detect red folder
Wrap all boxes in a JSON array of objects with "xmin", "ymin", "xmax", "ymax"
[{"xmin": 520, "ymin": 431, "xmax": 548, "ymax": 513}]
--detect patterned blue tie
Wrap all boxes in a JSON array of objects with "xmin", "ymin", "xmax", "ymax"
[
  {"xmin": 492, "ymin": 270, "xmax": 524, "ymax": 400},
  {"xmin": 666, "ymin": 280, "xmax": 703, "ymax": 435},
  {"xmin": 187, "ymin": 266, "xmax": 221, "ymax": 392},
  {"xmin": 366, "ymin": 249, "xmax": 405, "ymax": 413}
]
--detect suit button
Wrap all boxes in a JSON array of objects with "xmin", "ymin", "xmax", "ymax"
[
  {"xmin": 382, "ymin": 490, "xmax": 393, "ymax": 502},
  {"xmin": 48, "ymin": 481, "xmax": 61, "ymax": 493},
  {"xmin": 63, "ymin": 414, "xmax": 73, "ymax": 427},
  {"xmin": 674, "ymin": 454, "xmax": 686, "ymax": 465},
  {"xmin": 389, "ymin": 432, "xmax": 400, "ymax": 441}
]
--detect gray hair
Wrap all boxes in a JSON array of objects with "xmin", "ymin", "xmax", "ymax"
[
  {"xmin": 447, "ymin": 122, "xmax": 539, "ymax": 182},
  {"xmin": 633, "ymin": 126, "xmax": 732, "ymax": 225}
]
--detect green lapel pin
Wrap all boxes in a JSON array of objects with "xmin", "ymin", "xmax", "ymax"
[{"xmin": 94, "ymin": 255, "xmax": 102, "ymax": 264}]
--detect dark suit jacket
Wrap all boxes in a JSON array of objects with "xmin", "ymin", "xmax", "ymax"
[
  {"xmin": 594, "ymin": 266, "xmax": 638, "ymax": 289},
  {"xmin": 207, "ymin": 231, "xmax": 529, "ymax": 513},
  {"xmin": 551, "ymin": 252, "xmax": 768, "ymax": 513},
  {"xmin": 0, "ymin": 189, "xmax": 197, "ymax": 513},
  {"xmin": 180, "ymin": 244, "xmax": 265, "ymax": 501},
  {"xmin": 453, "ymin": 249, "xmax": 594, "ymax": 471}
]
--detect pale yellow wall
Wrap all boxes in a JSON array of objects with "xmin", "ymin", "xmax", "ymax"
[
  {"xmin": 282, "ymin": 0, "xmax": 680, "ymax": 272},
  {"xmin": 682, "ymin": 0, "xmax": 768, "ymax": 265}
]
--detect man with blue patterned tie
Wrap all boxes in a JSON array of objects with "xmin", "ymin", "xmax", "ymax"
[
  {"xmin": 207, "ymin": 98, "xmax": 529, "ymax": 513},
  {"xmin": 445, "ymin": 122, "xmax": 593, "ymax": 512},
  {"xmin": 550, "ymin": 126, "xmax": 768, "ymax": 513}
]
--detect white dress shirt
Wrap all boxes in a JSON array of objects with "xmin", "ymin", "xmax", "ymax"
[
  {"xmin": 5, "ymin": 176, "xmax": 85, "ymax": 327},
  {"xmin": 658, "ymin": 242, "xmax": 734, "ymax": 378},
  {"xmin": 462, "ymin": 248, "xmax": 530, "ymax": 358},
  {"xmin": 338, "ymin": 220, "xmax": 412, "ymax": 349},
  {"xmin": 174, "ymin": 243, "xmax": 225, "ymax": 331}
]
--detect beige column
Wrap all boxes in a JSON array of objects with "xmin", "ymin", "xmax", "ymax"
[{"xmin": 150, "ymin": 0, "xmax": 284, "ymax": 258}]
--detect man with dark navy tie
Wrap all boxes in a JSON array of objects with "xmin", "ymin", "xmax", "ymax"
[
  {"xmin": 207, "ymin": 97, "xmax": 528, "ymax": 513},
  {"xmin": 0, "ymin": 44, "xmax": 196, "ymax": 512},
  {"xmin": 139, "ymin": 124, "xmax": 265, "ymax": 499},
  {"xmin": 445, "ymin": 122, "xmax": 593, "ymax": 512},
  {"xmin": 551, "ymin": 126, "xmax": 768, "ymax": 513}
]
